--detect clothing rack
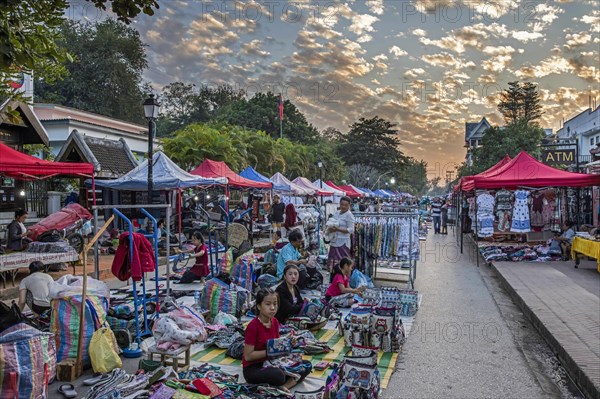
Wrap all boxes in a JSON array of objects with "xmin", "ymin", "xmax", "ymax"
[
  {"xmin": 354, "ymin": 209, "xmax": 419, "ymax": 288},
  {"xmin": 295, "ymin": 204, "xmax": 321, "ymax": 253}
]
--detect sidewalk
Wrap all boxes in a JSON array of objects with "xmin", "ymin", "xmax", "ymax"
[
  {"xmin": 382, "ymin": 231, "xmax": 553, "ymax": 399},
  {"xmin": 492, "ymin": 259, "xmax": 600, "ymax": 399}
]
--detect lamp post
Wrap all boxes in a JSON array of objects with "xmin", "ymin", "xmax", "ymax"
[
  {"xmin": 144, "ymin": 94, "xmax": 160, "ymax": 230},
  {"xmin": 317, "ymin": 160, "xmax": 323, "ymax": 206}
]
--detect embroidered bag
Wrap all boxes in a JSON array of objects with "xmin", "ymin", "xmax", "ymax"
[
  {"xmin": 266, "ymin": 337, "xmax": 292, "ymax": 359},
  {"xmin": 299, "ymin": 300, "xmax": 324, "ymax": 322},
  {"xmin": 294, "ymin": 387, "xmax": 325, "ymax": 399}
]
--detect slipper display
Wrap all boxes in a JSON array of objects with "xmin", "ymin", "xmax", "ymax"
[{"xmin": 58, "ymin": 383, "xmax": 77, "ymax": 398}]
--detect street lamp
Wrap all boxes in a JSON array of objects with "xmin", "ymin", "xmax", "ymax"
[
  {"xmin": 317, "ymin": 160, "xmax": 323, "ymax": 206},
  {"xmin": 144, "ymin": 94, "xmax": 160, "ymax": 229},
  {"xmin": 390, "ymin": 177, "xmax": 396, "ymax": 185}
]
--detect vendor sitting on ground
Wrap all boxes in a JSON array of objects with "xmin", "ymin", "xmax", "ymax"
[
  {"xmin": 275, "ymin": 264, "xmax": 306, "ymax": 323},
  {"xmin": 325, "ymin": 257, "xmax": 365, "ymax": 302},
  {"xmin": 6, "ymin": 209, "xmax": 32, "ymax": 252},
  {"xmin": 243, "ymin": 288, "xmax": 311, "ymax": 392},
  {"xmin": 178, "ymin": 231, "xmax": 209, "ymax": 284},
  {"xmin": 276, "ymin": 229, "xmax": 308, "ymax": 286},
  {"xmin": 18, "ymin": 261, "xmax": 54, "ymax": 315},
  {"xmin": 553, "ymin": 221, "xmax": 576, "ymax": 260}
]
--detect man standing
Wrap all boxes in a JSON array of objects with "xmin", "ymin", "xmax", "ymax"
[
  {"xmin": 431, "ymin": 197, "xmax": 443, "ymax": 234},
  {"xmin": 269, "ymin": 195, "xmax": 286, "ymax": 234},
  {"xmin": 326, "ymin": 196, "xmax": 355, "ymax": 281}
]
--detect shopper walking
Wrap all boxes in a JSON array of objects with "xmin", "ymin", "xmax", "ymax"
[{"xmin": 431, "ymin": 197, "xmax": 443, "ymax": 234}]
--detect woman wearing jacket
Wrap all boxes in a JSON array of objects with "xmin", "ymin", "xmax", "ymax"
[{"xmin": 275, "ymin": 264, "xmax": 305, "ymax": 323}]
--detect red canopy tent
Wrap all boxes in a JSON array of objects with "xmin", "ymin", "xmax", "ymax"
[
  {"xmin": 326, "ymin": 181, "xmax": 348, "ymax": 195},
  {"xmin": 338, "ymin": 184, "xmax": 363, "ymax": 198},
  {"xmin": 455, "ymin": 154, "xmax": 512, "ymax": 192},
  {"xmin": 0, "ymin": 142, "xmax": 94, "ymax": 178},
  {"xmin": 190, "ymin": 159, "xmax": 272, "ymax": 189},
  {"xmin": 463, "ymin": 151, "xmax": 600, "ymax": 190}
]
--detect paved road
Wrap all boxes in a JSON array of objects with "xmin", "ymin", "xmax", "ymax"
[{"xmin": 382, "ymin": 231, "xmax": 555, "ymax": 399}]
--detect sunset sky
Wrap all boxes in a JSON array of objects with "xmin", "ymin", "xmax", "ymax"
[{"xmin": 70, "ymin": 0, "xmax": 599, "ymax": 178}]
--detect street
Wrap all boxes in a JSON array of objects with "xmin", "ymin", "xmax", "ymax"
[{"xmin": 383, "ymin": 229, "xmax": 585, "ymax": 399}]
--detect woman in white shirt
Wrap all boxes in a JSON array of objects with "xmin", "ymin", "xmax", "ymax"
[
  {"xmin": 326, "ymin": 196, "xmax": 355, "ymax": 283},
  {"xmin": 7, "ymin": 209, "xmax": 31, "ymax": 252}
]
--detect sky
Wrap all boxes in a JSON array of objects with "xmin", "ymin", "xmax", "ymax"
[{"xmin": 69, "ymin": 0, "xmax": 599, "ymax": 179}]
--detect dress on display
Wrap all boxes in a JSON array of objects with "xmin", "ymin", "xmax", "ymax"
[
  {"xmin": 510, "ymin": 190, "xmax": 531, "ymax": 233},
  {"xmin": 530, "ymin": 192, "xmax": 544, "ymax": 230},
  {"xmin": 495, "ymin": 190, "xmax": 513, "ymax": 232},
  {"xmin": 476, "ymin": 192, "xmax": 495, "ymax": 237},
  {"xmin": 542, "ymin": 191, "xmax": 560, "ymax": 231}
]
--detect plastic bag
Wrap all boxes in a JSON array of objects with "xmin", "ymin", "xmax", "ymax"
[
  {"xmin": 89, "ymin": 326, "xmax": 122, "ymax": 373},
  {"xmin": 349, "ymin": 269, "xmax": 374, "ymax": 289},
  {"xmin": 49, "ymin": 274, "xmax": 109, "ymax": 299},
  {"xmin": 213, "ymin": 311, "xmax": 238, "ymax": 326}
]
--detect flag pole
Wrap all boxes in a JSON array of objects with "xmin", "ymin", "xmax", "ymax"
[{"xmin": 279, "ymin": 93, "xmax": 283, "ymax": 139}]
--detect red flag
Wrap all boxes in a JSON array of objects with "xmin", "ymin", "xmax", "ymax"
[{"xmin": 278, "ymin": 94, "xmax": 284, "ymax": 120}]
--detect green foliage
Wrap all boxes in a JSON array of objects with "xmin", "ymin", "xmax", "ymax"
[
  {"xmin": 162, "ymin": 122, "xmax": 346, "ymax": 181},
  {"xmin": 158, "ymin": 83, "xmax": 244, "ymax": 136},
  {"xmin": 337, "ymin": 116, "xmax": 408, "ymax": 174},
  {"xmin": 469, "ymin": 120, "xmax": 545, "ymax": 174},
  {"xmin": 216, "ymin": 92, "xmax": 320, "ymax": 143},
  {"xmin": 400, "ymin": 158, "xmax": 429, "ymax": 196},
  {"xmin": 498, "ymin": 81, "xmax": 544, "ymax": 125},
  {"xmin": 35, "ymin": 19, "xmax": 148, "ymax": 123},
  {"xmin": 0, "ymin": 0, "xmax": 157, "ymax": 105}
]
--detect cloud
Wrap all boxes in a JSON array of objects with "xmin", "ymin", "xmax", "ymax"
[
  {"xmin": 581, "ymin": 10, "xmax": 600, "ymax": 32},
  {"xmin": 389, "ymin": 46, "xmax": 407, "ymax": 58},
  {"xmin": 365, "ymin": 0, "xmax": 384, "ymax": 15},
  {"xmin": 514, "ymin": 55, "xmax": 575, "ymax": 79},
  {"xmin": 348, "ymin": 14, "xmax": 379, "ymax": 42},
  {"xmin": 404, "ymin": 68, "xmax": 426, "ymax": 79},
  {"xmin": 564, "ymin": 33, "xmax": 592, "ymax": 50},
  {"xmin": 412, "ymin": 29, "xmax": 427, "ymax": 37}
]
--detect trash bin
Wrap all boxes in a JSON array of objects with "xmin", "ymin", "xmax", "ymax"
[{"xmin": 47, "ymin": 191, "xmax": 62, "ymax": 214}]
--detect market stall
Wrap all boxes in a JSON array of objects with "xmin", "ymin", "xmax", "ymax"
[
  {"xmin": 292, "ymin": 177, "xmax": 334, "ymax": 196},
  {"xmin": 240, "ymin": 166, "xmax": 288, "ymax": 191},
  {"xmin": 457, "ymin": 151, "xmax": 600, "ymax": 264},
  {"xmin": 338, "ymin": 184, "xmax": 364, "ymax": 198}
]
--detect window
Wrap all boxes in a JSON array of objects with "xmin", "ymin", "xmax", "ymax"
[{"xmin": 591, "ymin": 138, "xmax": 594, "ymax": 146}]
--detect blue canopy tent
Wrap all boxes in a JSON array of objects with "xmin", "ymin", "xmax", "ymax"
[
  {"xmin": 373, "ymin": 189, "xmax": 391, "ymax": 198},
  {"xmin": 359, "ymin": 187, "xmax": 376, "ymax": 197},
  {"xmin": 91, "ymin": 151, "xmax": 227, "ymax": 190},
  {"xmin": 240, "ymin": 166, "xmax": 289, "ymax": 191}
]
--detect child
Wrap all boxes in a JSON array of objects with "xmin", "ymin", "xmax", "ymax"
[
  {"xmin": 243, "ymin": 288, "xmax": 311, "ymax": 391},
  {"xmin": 179, "ymin": 231, "xmax": 209, "ymax": 283},
  {"xmin": 325, "ymin": 257, "xmax": 365, "ymax": 301}
]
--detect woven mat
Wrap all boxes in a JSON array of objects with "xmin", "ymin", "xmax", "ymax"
[{"xmin": 190, "ymin": 328, "xmax": 399, "ymax": 389}]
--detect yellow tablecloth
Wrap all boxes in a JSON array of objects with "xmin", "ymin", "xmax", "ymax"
[{"xmin": 571, "ymin": 237, "xmax": 600, "ymax": 272}]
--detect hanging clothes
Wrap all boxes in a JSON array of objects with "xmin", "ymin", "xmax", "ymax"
[
  {"xmin": 283, "ymin": 203, "xmax": 297, "ymax": 230},
  {"xmin": 542, "ymin": 189, "xmax": 561, "ymax": 231},
  {"xmin": 530, "ymin": 191, "xmax": 545, "ymax": 230},
  {"xmin": 476, "ymin": 192, "xmax": 495, "ymax": 237},
  {"xmin": 353, "ymin": 214, "xmax": 419, "ymax": 277},
  {"xmin": 111, "ymin": 232, "xmax": 156, "ymax": 281},
  {"xmin": 495, "ymin": 190, "xmax": 513, "ymax": 232},
  {"xmin": 511, "ymin": 190, "xmax": 531, "ymax": 233}
]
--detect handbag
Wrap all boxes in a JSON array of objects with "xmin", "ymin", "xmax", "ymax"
[
  {"xmin": 341, "ymin": 358, "xmax": 377, "ymax": 389},
  {"xmin": 371, "ymin": 307, "xmax": 395, "ymax": 334},
  {"xmin": 299, "ymin": 300, "xmax": 324, "ymax": 322},
  {"xmin": 266, "ymin": 337, "xmax": 292, "ymax": 359},
  {"xmin": 192, "ymin": 378, "xmax": 223, "ymax": 398},
  {"xmin": 351, "ymin": 344, "xmax": 379, "ymax": 357},
  {"xmin": 89, "ymin": 305, "xmax": 122, "ymax": 374},
  {"xmin": 294, "ymin": 386, "xmax": 325, "ymax": 399},
  {"xmin": 0, "ymin": 302, "xmax": 23, "ymax": 333}
]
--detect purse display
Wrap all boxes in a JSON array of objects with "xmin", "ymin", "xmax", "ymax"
[
  {"xmin": 294, "ymin": 387, "xmax": 325, "ymax": 399},
  {"xmin": 266, "ymin": 337, "xmax": 292, "ymax": 359}
]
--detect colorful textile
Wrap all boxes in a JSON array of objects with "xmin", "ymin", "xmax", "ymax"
[
  {"xmin": 111, "ymin": 232, "xmax": 156, "ymax": 281},
  {"xmin": 511, "ymin": 190, "xmax": 531, "ymax": 233},
  {"xmin": 476, "ymin": 192, "xmax": 495, "ymax": 237},
  {"xmin": 0, "ymin": 323, "xmax": 56, "ymax": 399},
  {"xmin": 571, "ymin": 237, "xmax": 600, "ymax": 272},
  {"xmin": 50, "ymin": 295, "xmax": 108, "ymax": 365}
]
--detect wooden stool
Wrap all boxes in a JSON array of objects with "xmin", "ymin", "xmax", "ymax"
[{"xmin": 147, "ymin": 344, "xmax": 191, "ymax": 372}]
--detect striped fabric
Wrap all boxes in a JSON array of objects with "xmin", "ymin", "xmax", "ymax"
[
  {"xmin": 50, "ymin": 295, "xmax": 108, "ymax": 366},
  {"xmin": 0, "ymin": 323, "xmax": 56, "ymax": 399},
  {"xmin": 191, "ymin": 328, "xmax": 398, "ymax": 389}
]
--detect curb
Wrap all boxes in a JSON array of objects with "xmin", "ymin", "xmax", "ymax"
[{"xmin": 491, "ymin": 261, "xmax": 600, "ymax": 399}]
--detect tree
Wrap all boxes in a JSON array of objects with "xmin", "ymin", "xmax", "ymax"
[
  {"xmin": 400, "ymin": 158, "xmax": 429, "ymax": 196},
  {"xmin": 216, "ymin": 92, "xmax": 321, "ymax": 143},
  {"xmin": 469, "ymin": 120, "xmax": 545, "ymax": 174},
  {"xmin": 0, "ymin": 0, "xmax": 158, "ymax": 102},
  {"xmin": 321, "ymin": 127, "xmax": 343, "ymax": 143},
  {"xmin": 498, "ymin": 81, "xmax": 543, "ymax": 125},
  {"xmin": 35, "ymin": 19, "xmax": 149, "ymax": 123},
  {"xmin": 337, "ymin": 116, "xmax": 408, "ymax": 174}
]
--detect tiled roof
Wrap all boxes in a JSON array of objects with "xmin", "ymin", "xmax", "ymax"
[
  {"xmin": 84, "ymin": 136, "xmax": 137, "ymax": 176},
  {"xmin": 465, "ymin": 122, "xmax": 478, "ymax": 140}
]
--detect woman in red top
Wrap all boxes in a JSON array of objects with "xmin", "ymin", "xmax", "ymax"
[
  {"xmin": 179, "ymin": 231, "xmax": 209, "ymax": 284},
  {"xmin": 325, "ymin": 257, "xmax": 365, "ymax": 300},
  {"xmin": 243, "ymin": 288, "xmax": 310, "ymax": 391}
]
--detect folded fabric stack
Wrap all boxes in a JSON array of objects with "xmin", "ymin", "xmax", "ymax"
[
  {"xmin": 479, "ymin": 244, "xmax": 563, "ymax": 263},
  {"xmin": 26, "ymin": 241, "xmax": 76, "ymax": 253}
]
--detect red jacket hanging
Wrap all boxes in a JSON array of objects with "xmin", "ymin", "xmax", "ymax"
[
  {"xmin": 283, "ymin": 203, "xmax": 297, "ymax": 229},
  {"xmin": 111, "ymin": 232, "xmax": 155, "ymax": 281}
]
